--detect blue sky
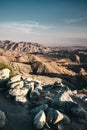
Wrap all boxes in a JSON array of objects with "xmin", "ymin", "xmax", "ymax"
[{"xmin": 0, "ymin": 0, "xmax": 87, "ymax": 46}]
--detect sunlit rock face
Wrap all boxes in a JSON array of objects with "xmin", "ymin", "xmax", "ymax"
[
  {"xmin": 0, "ymin": 68, "xmax": 10, "ymax": 80},
  {"xmin": 34, "ymin": 110, "xmax": 46, "ymax": 129}
]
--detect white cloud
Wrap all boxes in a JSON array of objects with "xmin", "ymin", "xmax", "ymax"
[
  {"xmin": 0, "ymin": 20, "xmax": 87, "ymax": 46},
  {"xmin": 65, "ymin": 18, "xmax": 87, "ymax": 24},
  {"xmin": 0, "ymin": 21, "xmax": 54, "ymax": 34},
  {"xmin": 0, "ymin": 20, "xmax": 56, "ymax": 44}
]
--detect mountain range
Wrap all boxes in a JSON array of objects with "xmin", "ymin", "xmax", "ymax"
[{"xmin": 0, "ymin": 40, "xmax": 87, "ymax": 90}]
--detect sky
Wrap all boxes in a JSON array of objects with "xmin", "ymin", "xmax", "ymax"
[{"xmin": 0, "ymin": 0, "xmax": 87, "ymax": 46}]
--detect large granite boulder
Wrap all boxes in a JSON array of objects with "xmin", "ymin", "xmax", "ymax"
[{"xmin": 52, "ymin": 91, "xmax": 87, "ymax": 120}]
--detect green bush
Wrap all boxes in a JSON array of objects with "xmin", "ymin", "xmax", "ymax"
[{"xmin": 0, "ymin": 63, "xmax": 14, "ymax": 76}]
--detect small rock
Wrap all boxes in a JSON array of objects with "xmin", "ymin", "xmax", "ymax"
[
  {"xmin": 60, "ymin": 86, "xmax": 72, "ymax": 95},
  {"xmin": 72, "ymin": 90, "xmax": 77, "ymax": 95},
  {"xmin": 15, "ymin": 96, "xmax": 27, "ymax": 103},
  {"xmin": 27, "ymin": 81, "xmax": 35, "ymax": 91},
  {"xmin": 0, "ymin": 110, "xmax": 6, "ymax": 128},
  {"xmin": 34, "ymin": 110, "xmax": 46, "ymax": 129},
  {"xmin": 57, "ymin": 122, "xmax": 64, "ymax": 130},
  {"xmin": 60, "ymin": 86, "xmax": 69, "ymax": 91},
  {"xmin": 52, "ymin": 81, "xmax": 62, "ymax": 89},
  {"xmin": 46, "ymin": 108, "xmax": 64, "ymax": 124},
  {"xmin": 79, "ymin": 68, "xmax": 86, "ymax": 76},
  {"xmin": 0, "ymin": 68, "xmax": 10, "ymax": 79},
  {"xmin": 25, "ymin": 77, "xmax": 32, "ymax": 82},
  {"xmin": 34, "ymin": 81, "xmax": 41, "ymax": 88}
]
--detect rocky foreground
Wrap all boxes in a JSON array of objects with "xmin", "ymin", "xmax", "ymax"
[{"xmin": 0, "ymin": 68, "xmax": 87, "ymax": 130}]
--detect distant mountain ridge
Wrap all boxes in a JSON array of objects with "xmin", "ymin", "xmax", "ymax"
[
  {"xmin": 0, "ymin": 40, "xmax": 87, "ymax": 54},
  {"xmin": 0, "ymin": 40, "xmax": 51, "ymax": 54}
]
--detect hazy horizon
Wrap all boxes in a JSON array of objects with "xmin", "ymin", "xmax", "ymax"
[{"xmin": 0, "ymin": 0, "xmax": 87, "ymax": 46}]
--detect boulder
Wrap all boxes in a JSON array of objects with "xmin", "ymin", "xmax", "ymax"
[
  {"xmin": 0, "ymin": 68, "xmax": 10, "ymax": 79},
  {"xmin": 10, "ymin": 80, "xmax": 24, "ymax": 89},
  {"xmin": 82, "ymin": 96, "xmax": 87, "ymax": 102},
  {"xmin": 52, "ymin": 91, "xmax": 73, "ymax": 104},
  {"xmin": 70, "ymin": 103, "xmax": 87, "ymax": 119},
  {"xmin": 52, "ymin": 98, "xmax": 87, "ymax": 120},
  {"xmin": 79, "ymin": 68, "xmax": 87, "ymax": 76},
  {"xmin": 9, "ymin": 87, "xmax": 29, "ymax": 96},
  {"xmin": 34, "ymin": 110, "xmax": 46, "ymax": 129},
  {"xmin": 51, "ymin": 91, "xmax": 74, "ymax": 114},
  {"xmin": 75, "ymin": 54, "xmax": 80, "ymax": 63},
  {"xmin": 9, "ymin": 75, "xmax": 21, "ymax": 83},
  {"xmin": 0, "ymin": 110, "xmax": 6, "ymax": 128},
  {"xmin": 46, "ymin": 108, "xmax": 64, "ymax": 124},
  {"xmin": 35, "ymin": 86, "xmax": 42, "ymax": 92}
]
